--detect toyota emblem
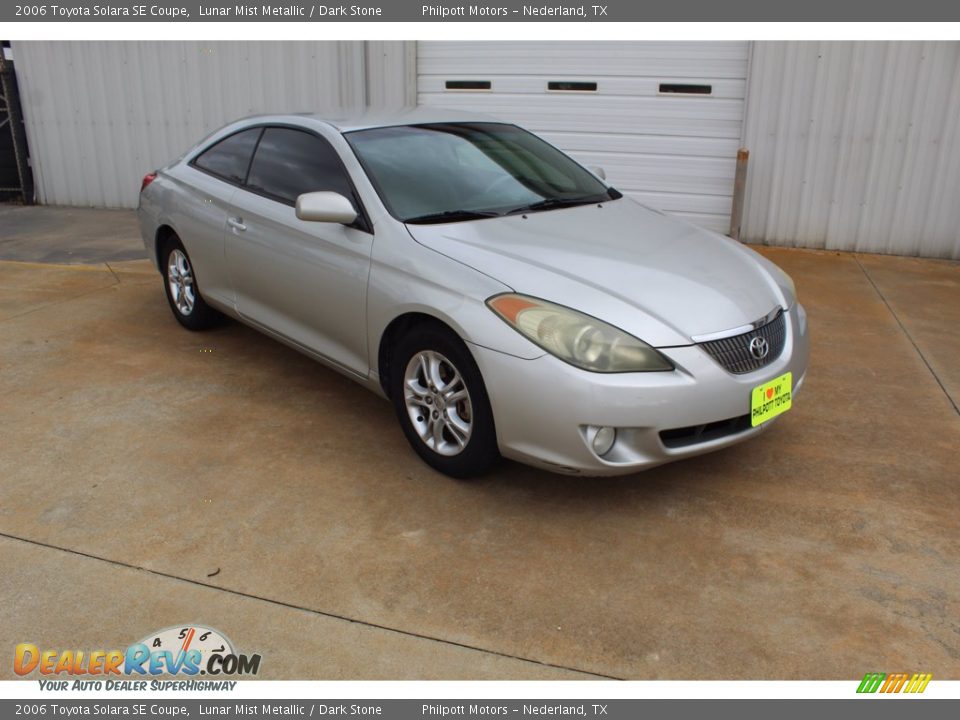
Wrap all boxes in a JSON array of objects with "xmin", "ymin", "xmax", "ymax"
[{"xmin": 749, "ymin": 336, "xmax": 770, "ymax": 360}]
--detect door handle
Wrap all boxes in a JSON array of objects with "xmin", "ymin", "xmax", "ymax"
[{"xmin": 227, "ymin": 217, "xmax": 247, "ymax": 232}]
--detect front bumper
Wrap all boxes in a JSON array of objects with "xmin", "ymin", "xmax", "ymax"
[{"xmin": 470, "ymin": 303, "xmax": 810, "ymax": 476}]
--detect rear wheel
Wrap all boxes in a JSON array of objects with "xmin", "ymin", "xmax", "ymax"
[
  {"xmin": 390, "ymin": 324, "xmax": 500, "ymax": 478},
  {"xmin": 161, "ymin": 235, "xmax": 222, "ymax": 331}
]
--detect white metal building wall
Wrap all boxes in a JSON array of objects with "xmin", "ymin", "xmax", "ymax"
[
  {"xmin": 16, "ymin": 41, "xmax": 958, "ymax": 258},
  {"xmin": 742, "ymin": 41, "xmax": 960, "ymax": 259},
  {"xmin": 12, "ymin": 41, "xmax": 414, "ymax": 209},
  {"xmin": 417, "ymin": 41, "xmax": 750, "ymax": 233}
]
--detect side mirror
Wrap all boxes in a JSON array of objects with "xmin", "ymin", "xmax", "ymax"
[
  {"xmin": 588, "ymin": 166, "xmax": 606, "ymax": 181},
  {"xmin": 295, "ymin": 191, "xmax": 358, "ymax": 225}
]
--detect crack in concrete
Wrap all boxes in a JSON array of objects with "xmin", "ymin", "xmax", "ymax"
[
  {"xmin": 0, "ymin": 281, "xmax": 119, "ymax": 325},
  {"xmin": 0, "ymin": 531, "xmax": 619, "ymax": 680},
  {"xmin": 104, "ymin": 262, "xmax": 123, "ymax": 284},
  {"xmin": 854, "ymin": 254, "xmax": 960, "ymax": 417}
]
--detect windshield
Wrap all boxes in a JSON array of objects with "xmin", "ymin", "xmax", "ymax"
[{"xmin": 345, "ymin": 122, "xmax": 621, "ymax": 223}]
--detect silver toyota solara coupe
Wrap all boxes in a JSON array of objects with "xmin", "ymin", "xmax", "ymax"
[{"xmin": 138, "ymin": 108, "xmax": 809, "ymax": 478}]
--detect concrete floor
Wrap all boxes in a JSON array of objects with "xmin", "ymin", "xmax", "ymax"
[
  {"xmin": 0, "ymin": 205, "xmax": 144, "ymax": 264},
  {"xmin": 1, "ymin": 208, "xmax": 958, "ymax": 680}
]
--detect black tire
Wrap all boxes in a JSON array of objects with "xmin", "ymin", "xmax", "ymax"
[
  {"xmin": 160, "ymin": 235, "xmax": 222, "ymax": 331},
  {"xmin": 390, "ymin": 323, "xmax": 500, "ymax": 479}
]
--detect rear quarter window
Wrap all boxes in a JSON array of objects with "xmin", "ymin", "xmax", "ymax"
[{"xmin": 192, "ymin": 128, "xmax": 263, "ymax": 184}]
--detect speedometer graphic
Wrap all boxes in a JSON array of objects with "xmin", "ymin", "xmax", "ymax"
[{"xmin": 137, "ymin": 625, "xmax": 235, "ymax": 670}]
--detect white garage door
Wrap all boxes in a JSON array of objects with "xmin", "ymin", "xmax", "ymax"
[{"xmin": 417, "ymin": 41, "xmax": 750, "ymax": 233}]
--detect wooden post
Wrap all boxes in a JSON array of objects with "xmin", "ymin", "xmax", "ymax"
[{"xmin": 729, "ymin": 148, "xmax": 749, "ymax": 241}]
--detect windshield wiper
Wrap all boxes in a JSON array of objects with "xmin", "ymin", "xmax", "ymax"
[
  {"xmin": 504, "ymin": 195, "xmax": 608, "ymax": 216},
  {"xmin": 404, "ymin": 209, "xmax": 502, "ymax": 225}
]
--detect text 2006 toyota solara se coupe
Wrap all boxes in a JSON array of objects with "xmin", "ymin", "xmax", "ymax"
[{"xmin": 138, "ymin": 108, "xmax": 809, "ymax": 478}]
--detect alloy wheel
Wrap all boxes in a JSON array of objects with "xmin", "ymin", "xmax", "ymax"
[
  {"xmin": 167, "ymin": 248, "xmax": 196, "ymax": 316},
  {"xmin": 403, "ymin": 350, "xmax": 474, "ymax": 457}
]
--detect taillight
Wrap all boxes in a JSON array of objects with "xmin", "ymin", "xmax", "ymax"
[{"xmin": 140, "ymin": 172, "xmax": 157, "ymax": 193}]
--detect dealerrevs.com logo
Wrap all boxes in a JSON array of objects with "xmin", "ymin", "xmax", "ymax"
[{"xmin": 14, "ymin": 625, "xmax": 261, "ymax": 682}]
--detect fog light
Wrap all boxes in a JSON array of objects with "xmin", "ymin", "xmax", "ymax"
[{"xmin": 592, "ymin": 426, "xmax": 616, "ymax": 457}]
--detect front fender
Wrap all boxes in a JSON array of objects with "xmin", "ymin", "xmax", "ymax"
[{"xmin": 366, "ymin": 231, "xmax": 547, "ymax": 384}]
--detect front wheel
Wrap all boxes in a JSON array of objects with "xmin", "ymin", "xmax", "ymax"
[{"xmin": 390, "ymin": 325, "xmax": 500, "ymax": 478}]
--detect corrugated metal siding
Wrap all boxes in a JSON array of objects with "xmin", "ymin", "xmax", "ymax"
[
  {"xmin": 742, "ymin": 41, "xmax": 960, "ymax": 259},
  {"xmin": 12, "ymin": 41, "xmax": 413, "ymax": 209},
  {"xmin": 417, "ymin": 41, "xmax": 750, "ymax": 232},
  {"xmin": 365, "ymin": 41, "xmax": 417, "ymax": 109}
]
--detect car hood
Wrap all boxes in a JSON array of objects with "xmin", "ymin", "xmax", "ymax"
[{"xmin": 405, "ymin": 198, "xmax": 792, "ymax": 347}]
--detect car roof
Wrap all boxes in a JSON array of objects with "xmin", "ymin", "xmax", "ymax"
[{"xmin": 288, "ymin": 106, "xmax": 504, "ymax": 133}]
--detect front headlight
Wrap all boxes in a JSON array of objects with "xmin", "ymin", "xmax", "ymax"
[{"xmin": 487, "ymin": 294, "xmax": 673, "ymax": 373}]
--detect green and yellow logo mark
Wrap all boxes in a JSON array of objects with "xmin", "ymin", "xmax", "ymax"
[{"xmin": 857, "ymin": 672, "xmax": 932, "ymax": 694}]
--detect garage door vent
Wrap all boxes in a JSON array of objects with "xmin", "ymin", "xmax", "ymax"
[
  {"xmin": 444, "ymin": 80, "xmax": 491, "ymax": 91},
  {"xmin": 659, "ymin": 83, "xmax": 712, "ymax": 95},
  {"xmin": 547, "ymin": 81, "xmax": 597, "ymax": 92}
]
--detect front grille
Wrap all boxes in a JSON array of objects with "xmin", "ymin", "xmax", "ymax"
[
  {"xmin": 698, "ymin": 309, "xmax": 786, "ymax": 374},
  {"xmin": 659, "ymin": 414, "xmax": 752, "ymax": 449}
]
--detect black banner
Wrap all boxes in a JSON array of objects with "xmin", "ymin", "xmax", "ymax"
[
  {"xmin": 5, "ymin": 0, "xmax": 960, "ymax": 22},
  {"xmin": 2, "ymin": 699, "xmax": 960, "ymax": 720}
]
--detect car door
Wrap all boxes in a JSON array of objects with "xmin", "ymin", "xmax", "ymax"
[
  {"xmin": 224, "ymin": 126, "xmax": 374, "ymax": 375},
  {"xmin": 177, "ymin": 127, "xmax": 263, "ymax": 307}
]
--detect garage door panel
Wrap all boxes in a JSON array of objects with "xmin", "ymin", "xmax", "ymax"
[
  {"xmin": 418, "ymin": 95, "xmax": 744, "ymax": 138},
  {"xmin": 603, "ymin": 170, "xmax": 735, "ymax": 197},
  {"xmin": 418, "ymin": 76, "xmax": 747, "ymax": 100},
  {"xmin": 418, "ymin": 94, "xmax": 744, "ymax": 122},
  {"xmin": 542, "ymin": 133, "xmax": 741, "ymax": 159},
  {"xmin": 419, "ymin": 42, "xmax": 750, "ymax": 79},
  {"xmin": 573, "ymin": 154, "xmax": 734, "ymax": 192},
  {"xmin": 627, "ymin": 191, "xmax": 733, "ymax": 216},
  {"xmin": 417, "ymin": 41, "xmax": 749, "ymax": 231},
  {"xmin": 420, "ymin": 57, "xmax": 747, "ymax": 79},
  {"xmin": 541, "ymin": 132, "xmax": 740, "ymax": 159}
]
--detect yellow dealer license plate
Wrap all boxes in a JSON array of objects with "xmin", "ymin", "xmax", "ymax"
[{"xmin": 751, "ymin": 372, "xmax": 793, "ymax": 427}]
